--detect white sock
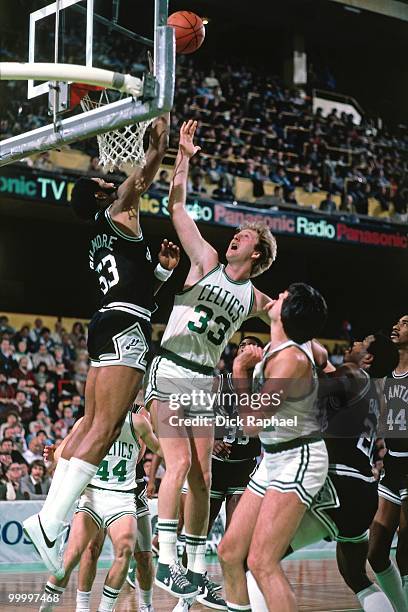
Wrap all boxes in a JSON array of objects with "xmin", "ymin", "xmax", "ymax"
[
  {"xmin": 158, "ymin": 519, "xmax": 178, "ymax": 564},
  {"xmin": 357, "ymin": 584, "xmax": 394, "ymax": 611},
  {"xmin": 40, "ymin": 458, "xmax": 97, "ymax": 538},
  {"xmin": 375, "ymin": 562, "xmax": 408, "ymax": 612},
  {"xmin": 226, "ymin": 603, "xmax": 251, "ymax": 611},
  {"xmin": 139, "ymin": 587, "xmax": 153, "ymax": 606},
  {"xmin": 98, "ymin": 585, "xmax": 120, "ymax": 611},
  {"xmin": 41, "ymin": 458, "xmax": 70, "ymax": 516},
  {"xmin": 39, "ymin": 581, "xmax": 65, "ymax": 611},
  {"xmin": 246, "ymin": 570, "xmax": 267, "ymax": 611},
  {"xmin": 185, "ymin": 533, "xmax": 207, "ymax": 575},
  {"xmin": 76, "ymin": 589, "xmax": 91, "ymax": 612}
]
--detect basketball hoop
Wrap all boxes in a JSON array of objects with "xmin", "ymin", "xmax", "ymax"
[{"xmin": 73, "ymin": 84, "xmax": 153, "ymax": 172}]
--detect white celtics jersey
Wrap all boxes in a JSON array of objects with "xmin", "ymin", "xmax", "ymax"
[
  {"xmin": 161, "ymin": 264, "xmax": 255, "ymax": 369},
  {"xmin": 253, "ymin": 340, "xmax": 320, "ymax": 445},
  {"xmin": 91, "ymin": 411, "xmax": 140, "ymax": 491}
]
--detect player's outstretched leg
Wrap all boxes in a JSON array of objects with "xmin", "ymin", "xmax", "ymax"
[
  {"xmin": 96, "ymin": 515, "xmax": 137, "ymax": 612},
  {"xmin": 184, "ymin": 434, "xmax": 227, "ymax": 610},
  {"xmin": 76, "ymin": 527, "xmax": 106, "ymax": 612},
  {"xmin": 397, "ymin": 497, "xmax": 408, "ymax": 604},
  {"xmin": 218, "ymin": 488, "xmax": 263, "ymax": 612},
  {"xmin": 337, "ymin": 541, "xmax": 394, "ymax": 611},
  {"xmin": 25, "ymin": 365, "xmax": 143, "ymax": 577},
  {"xmin": 152, "ymin": 400, "xmax": 199, "ymax": 600},
  {"xmin": 38, "ymin": 513, "xmax": 100, "ymax": 612},
  {"xmin": 127, "ymin": 513, "xmax": 155, "ymax": 612},
  {"xmin": 368, "ymin": 497, "xmax": 408, "ymax": 611}
]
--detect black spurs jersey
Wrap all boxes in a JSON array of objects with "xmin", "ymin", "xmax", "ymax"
[
  {"xmin": 383, "ymin": 370, "xmax": 408, "ymax": 455},
  {"xmin": 321, "ymin": 369, "xmax": 380, "ymax": 479},
  {"xmin": 89, "ymin": 206, "xmax": 155, "ymax": 313},
  {"xmin": 214, "ymin": 373, "xmax": 261, "ymax": 462}
]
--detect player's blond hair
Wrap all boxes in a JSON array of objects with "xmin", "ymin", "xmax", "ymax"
[{"xmin": 239, "ymin": 221, "xmax": 277, "ymax": 277}]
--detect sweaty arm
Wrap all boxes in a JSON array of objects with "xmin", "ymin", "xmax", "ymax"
[
  {"xmin": 234, "ymin": 348, "xmax": 311, "ymax": 435},
  {"xmin": 248, "ymin": 288, "xmax": 273, "ymax": 325},
  {"xmin": 132, "ymin": 413, "xmax": 162, "ymax": 456},
  {"xmin": 168, "ymin": 120, "xmax": 218, "ymax": 283},
  {"xmin": 110, "ymin": 113, "xmax": 170, "ymax": 235}
]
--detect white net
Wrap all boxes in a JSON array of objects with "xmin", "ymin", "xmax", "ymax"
[{"xmin": 80, "ymin": 90, "xmax": 153, "ymax": 172}]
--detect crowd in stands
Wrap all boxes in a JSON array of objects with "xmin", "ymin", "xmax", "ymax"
[
  {"xmin": 2, "ymin": 36, "xmax": 407, "ymax": 223},
  {"xmin": 0, "ymin": 313, "xmax": 345, "ymax": 500}
]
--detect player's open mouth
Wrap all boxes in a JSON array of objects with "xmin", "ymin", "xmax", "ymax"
[
  {"xmin": 230, "ymin": 244, "xmax": 238, "ymax": 250},
  {"xmin": 391, "ymin": 330, "xmax": 399, "ymax": 339}
]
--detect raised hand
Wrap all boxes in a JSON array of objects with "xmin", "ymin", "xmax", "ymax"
[
  {"xmin": 158, "ymin": 239, "xmax": 180, "ymax": 271},
  {"xmin": 179, "ymin": 120, "xmax": 201, "ymax": 159}
]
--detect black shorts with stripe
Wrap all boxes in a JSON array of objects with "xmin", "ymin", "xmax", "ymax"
[
  {"xmin": 135, "ymin": 479, "xmax": 149, "ymax": 518},
  {"xmin": 88, "ymin": 307, "xmax": 151, "ymax": 372},
  {"xmin": 325, "ymin": 473, "xmax": 378, "ymax": 542},
  {"xmin": 378, "ymin": 452, "xmax": 408, "ymax": 505},
  {"xmin": 211, "ymin": 457, "xmax": 257, "ymax": 500}
]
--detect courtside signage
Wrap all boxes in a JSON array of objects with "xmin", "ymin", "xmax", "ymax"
[{"xmin": 0, "ymin": 166, "xmax": 406, "ymax": 249}]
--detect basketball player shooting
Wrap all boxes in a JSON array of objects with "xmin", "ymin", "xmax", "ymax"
[
  {"xmin": 145, "ymin": 119, "xmax": 277, "ymax": 604},
  {"xmin": 23, "ymin": 113, "xmax": 177, "ymax": 579}
]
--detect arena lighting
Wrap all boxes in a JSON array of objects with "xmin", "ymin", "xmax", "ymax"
[
  {"xmin": 344, "ymin": 5, "xmax": 362, "ymax": 14},
  {"xmin": 202, "ymin": 16, "xmax": 210, "ymax": 24}
]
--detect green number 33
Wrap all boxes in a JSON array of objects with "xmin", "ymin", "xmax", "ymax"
[{"xmin": 187, "ymin": 305, "xmax": 231, "ymax": 346}]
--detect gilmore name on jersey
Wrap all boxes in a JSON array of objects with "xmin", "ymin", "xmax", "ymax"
[{"xmin": 88, "ymin": 206, "xmax": 155, "ymax": 313}]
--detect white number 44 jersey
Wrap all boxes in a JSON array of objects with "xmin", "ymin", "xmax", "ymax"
[{"xmin": 91, "ymin": 411, "xmax": 140, "ymax": 491}]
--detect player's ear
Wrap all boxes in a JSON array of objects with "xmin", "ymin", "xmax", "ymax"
[
  {"xmin": 251, "ymin": 250, "xmax": 261, "ymax": 261},
  {"xmin": 363, "ymin": 352, "xmax": 374, "ymax": 368}
]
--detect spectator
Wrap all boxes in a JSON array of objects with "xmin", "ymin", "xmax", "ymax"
[
  {"xmin": 154, "ymin": 169, "xmax": 170, "ymax": 190},
  {"xmin": 0, "ymin": 462, "xmax": 26, "ymax": 500},
  {"xmin": 0, "ymin": 411, "xmax": 21, "ymax": 438},
  {"xmin": 0, "ymin": 450, "xmax": 12, "ymax": 479},
  {"xmin": 32, "ymin": 344, "xmax": 56, "ymax": 370},
  {"xmin": 23, "ymin": 436, "xmax": 44, "ymax": 464},
  {"xmin": 10, "ymin": 390, "xmax": 33, "ymax": 423},
  {"xmin": 34, "ymin": 151, "xmax": 55, "ymax": 171},
  {"xmin": 38, "ymin": 327, "xmax": 55, "ymax": 352},
  {"xmin": 34, "ymin": 362, "xmax": 50, "ymax": 389},
  {"xmin": 0, "ymin": 437, "xmax": 26, "ymax": 464},
  {"xmin": 0, "ymin": 338, "xmax": 17, "ymax": 375},
  {"xmin": 20, "ymin": 459, "xmax": 51, "ymax": 499},
  {"xmin": 12, "ymin": 356, "xmax": 36, "ymax": 383},
  {"xmin": 211, "ymin": 176, "xmax": 235, "ymax": 202},
  {"xmin": 319, "ymin": 192, "xmax": 337, "ymax": 213},
  {"xmin": 0, "ymin": 373, "xmax": 16, "ymax": 411},
  {"xmin": 29, "ymin": 318, "xmax": 43, "ymax": 346},
  {"xmin": 69, "ymin": 322, "xmax": 86, "ymax": 348},
  {"xmin": 188, "ymin": 173, "xmax": 207, "ymax": 195},
  {"xmin": 0, "ymin": 316, "xmax": 15, "ymax": 335},
  {"xmin": 14, "ymin": 340, "xmax": 33, "ymax": 369}
]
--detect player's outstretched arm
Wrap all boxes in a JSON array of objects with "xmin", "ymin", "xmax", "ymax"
[
  {"xmin": 133, "ymin": 413, "xmax": 161, "ymax": 455},
  {"xmin": 168, "ymin": 120, "xmax": 218, "ymax": 275},
  {"xmin": 110, "ymin": 113, "xmax": 170, "ymax": 233},
  {"xmin": 153, "ymin": 239, "xmax": 180, "ymax": 296}
]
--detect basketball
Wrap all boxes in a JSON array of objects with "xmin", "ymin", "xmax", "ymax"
[{"xmin": 167, "ymin": 11, "xmax": 205, "ymax": 54}]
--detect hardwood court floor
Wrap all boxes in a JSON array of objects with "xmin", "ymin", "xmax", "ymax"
[{"xmin": 0, "ymin": 559, "xmax": 362, "ymax": 611}]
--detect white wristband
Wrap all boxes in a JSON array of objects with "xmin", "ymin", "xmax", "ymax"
[{"xmin": 154, "ymin": 262, "xmax": 173, "ymax": 282}]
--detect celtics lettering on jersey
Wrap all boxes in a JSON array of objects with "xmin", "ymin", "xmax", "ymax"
[
  {"xmin": 92, "ymin": 412, "xmax": 140, "ymax": 491},
  {"xmin": 161, "ymin": 265, "xmax": 254, "ymax": 368}
]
